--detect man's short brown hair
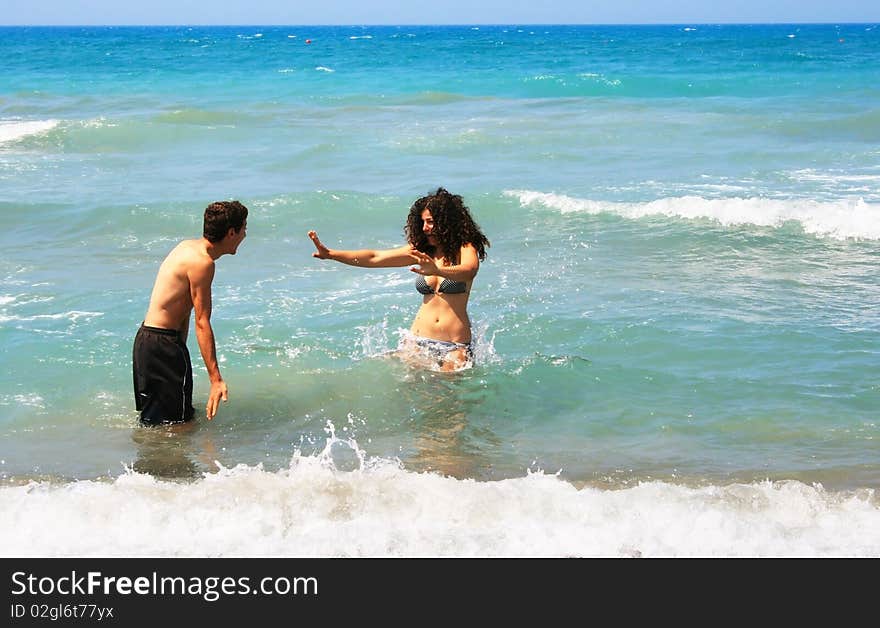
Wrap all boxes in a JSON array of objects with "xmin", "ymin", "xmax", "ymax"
[{"xmin": 203, "ymin": 200, "xmax": 248, "ymax": 242}]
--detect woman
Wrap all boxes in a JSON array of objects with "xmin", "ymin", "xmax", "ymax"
[{"xmin": 308, "ymin": 188, "xmax": 490, "ymax": 371}]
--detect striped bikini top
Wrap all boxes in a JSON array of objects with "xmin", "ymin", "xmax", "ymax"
[{"xmin": 416, "ymin": 275, "xmax": 467, "ymax": 295}]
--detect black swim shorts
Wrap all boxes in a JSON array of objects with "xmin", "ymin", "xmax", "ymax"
[{"xmin": 132, "ymin": 324, "xmax": 195, "ymax": 425}]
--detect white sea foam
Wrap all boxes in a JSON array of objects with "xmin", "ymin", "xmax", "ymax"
[
  {"xmin": 80, "ymin": 117, "xmax": 114, "ymax": 129},
  {"xmin": 1, "ymin": 457, "xmax": 877, "ymax": 557},
  {"xmin": 787, "ymin": 169, "xmax": 880, "ymax": 184},
  {"xmin": 0, "ymin": 393, "xmax": 45, "ymax": 408},
  {"xmin": 315, "ymin": 66, "xmax": 335, "ymax": 73},
  {"xmin": 0, "ymin": 310, "xmax": 103, "ymax": 324},
  {"xmin": 578, "ymin": 73, "xmax": 622, "ymax": 87},
  {"xmin": 0, "ymin": 119, "xmax": 59, "ymax": 146},
  {"xmin": 4, "ymin": 428, "xmax": 875, "ymax": 559},
  {"xmin": 505, "ymin": 190, "xmax": 880, "ymax": 240}
]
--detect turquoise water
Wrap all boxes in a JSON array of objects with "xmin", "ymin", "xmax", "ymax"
[{"xmin": 1, "ymin": 25, "xmax": 879, "ymax": 556}]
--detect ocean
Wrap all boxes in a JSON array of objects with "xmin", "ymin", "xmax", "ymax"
[{"xmin": 0, "ymin": 24, "xmax": 878, "ymax": 557}]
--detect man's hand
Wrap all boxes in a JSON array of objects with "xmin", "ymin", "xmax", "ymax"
[{"xmin": 206, "ymin": 379, "xmax": 228, "ymax": 420}]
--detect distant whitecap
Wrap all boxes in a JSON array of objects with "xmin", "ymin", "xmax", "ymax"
[
  {"xmin": 505, "ymin": 190, "xmax": 880, "ymax": 241},
  {"xmin": 0, "ymin": 119, "xmax": 59, "ymax": 145}
]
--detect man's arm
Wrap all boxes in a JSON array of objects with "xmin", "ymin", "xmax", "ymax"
[{"xmin": 189, "ymin": 258, "xmax": 227, "ymax": 420}]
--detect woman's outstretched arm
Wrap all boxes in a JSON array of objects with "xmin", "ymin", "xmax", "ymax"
[{"xmin": 308, "ymin": 230, "xmax": 417, "ymax": 268}]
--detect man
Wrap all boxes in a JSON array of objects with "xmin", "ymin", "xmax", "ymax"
[{"xmin": 132, "ymin": 200, "xmax": 248, "ymax": 425}]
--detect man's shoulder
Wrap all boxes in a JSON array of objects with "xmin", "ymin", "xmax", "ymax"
[
  {"xmin": 177, "ymin": 239, "xmax": 213, "ymax": 262},
  {"xmin": 165, "ymin": 240, "xmax": 214, "ymax": 279}
]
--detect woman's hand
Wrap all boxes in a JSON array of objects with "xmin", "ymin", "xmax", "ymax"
[
  {"xmin": 308, "ymin": 230, "xmax": 331, "ymax": 259},
  {"xmin": 409, "ymin": 248, "xmax": 438, "ymax": 275}
]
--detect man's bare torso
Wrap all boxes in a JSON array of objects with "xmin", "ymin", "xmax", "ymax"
[{"xmin": 143, "ymin": 239, "xmax": 213, "ymax": 333}]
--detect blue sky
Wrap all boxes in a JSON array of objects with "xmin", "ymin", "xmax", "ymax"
[{"xmin": 2, "ymin": 1, "xmax": 878, "ymax": 25}]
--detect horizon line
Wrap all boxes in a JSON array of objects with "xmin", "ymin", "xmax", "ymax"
[{"xmin": 1, "ymin": 21, "xmax": 878, "ymax": 27}]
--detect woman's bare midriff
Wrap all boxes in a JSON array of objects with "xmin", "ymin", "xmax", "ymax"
[{"xmin": 409, "ymin": 294, "xmax": 471, "ymax": 344}]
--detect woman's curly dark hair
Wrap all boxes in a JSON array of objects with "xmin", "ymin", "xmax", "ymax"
[{"xmin": 404, "ymin": 188, "xmax": 490, "ymax": 264}]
